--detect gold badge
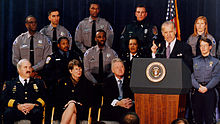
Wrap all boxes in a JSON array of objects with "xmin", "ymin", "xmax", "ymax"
[
  {"xmin": 12, "ymin": 85, "xmax": 16, "ymax": 92},
  {"xmin": 146, "ymin": 62, "xmax": 166, "ymax": 83},
  {"xmin": 33, "ymin": 84, "xmax": 39, "ymax": 92},
  {"xmin": 209, "ymin": 61, "xmax": 213, "ymax": 67},
  {"xmin": 2, "ymin": 83, "xmax": 6, "ymax": 91}
]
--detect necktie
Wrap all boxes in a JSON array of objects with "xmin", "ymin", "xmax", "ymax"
[
  {"xmin": 196, "ymin": 35, "xmax": 202, "ymax": 57},
  {"xmin": 30, "ymin": 36, "xmax": 34, "ymax": 65},
  {"xmin": 91, "ymin": 20, "xmax": 96, "ymax": 46},
  {"xmin": 131, "ymin": 55, "xmax": 135, "ymax": 61},
  {"xmin": 24, "ymin": 79, "xmax": 28, "ymax": 87},
  {"xmin": 166, "ymin": 43, "xmax": 171, "ymax": 58},
  {"xmin": 99, "ymin": 49, "xmax": 103, "ymax": 82},
  {"xmin": 118, "ymin": 80, "xmax": 123, "ymax": 100},
  {"xmin": 52, "ymin": 27, "xmax": 57, "ymax": 52}
]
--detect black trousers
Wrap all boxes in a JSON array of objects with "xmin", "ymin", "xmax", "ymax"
[
  {"xmin": 191, "ymin": 89, "xmax": 217, "ymax": 124},
  {"xmin": 3, "ymin": 107, "xmax": 43, "ymax": 124}
]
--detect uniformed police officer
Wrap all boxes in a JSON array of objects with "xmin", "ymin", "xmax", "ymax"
[
  {"xmin": 191, "ymin": 38, "xmax": 220, "ymax": 124},
  {"xmin": 84, "ymin": 29, "xmax": 118, "ymax": 84},
  {"xmin": 2, "ymin": 59, "xmax": 46, "ymax": 124},
  {"xmin": 120, "ymin": 4, "xmax": 155, "ymax": 53},
  {"xmin": 84, "ymin": 29, "xmax": 117, "ymax": 119},
  {"xmin": 75, "ymin": 0, "xmax": 114, "ymax": 53},
  {"xmin": 44, "ymin": 37, "xmax": 81, "ymax": 123},
  {"xmin": 12, "ymin": 15, "xmax": 52, "ymax": 77},
  {"xmin": 40, "ymin": 9, "xmax": 73, "ymax": 52},
  {"xmin": 120, "ymin": 37, "xmax": 146, "ymax": 79}
]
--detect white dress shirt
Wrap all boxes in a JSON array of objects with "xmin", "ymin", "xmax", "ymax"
[{"xmin": 111, "ymin": 76, "xmax": 124, "ymax": 107}]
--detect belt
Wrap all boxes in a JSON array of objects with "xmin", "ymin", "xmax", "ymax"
[{"xmin": 199, "ymin": 82, "xmax": 208, "ymax": 86}]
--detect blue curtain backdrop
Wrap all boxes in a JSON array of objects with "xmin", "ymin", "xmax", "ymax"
[{"xmin": 0, "ymin": 0, "xmax": 219, "ymax": 82}]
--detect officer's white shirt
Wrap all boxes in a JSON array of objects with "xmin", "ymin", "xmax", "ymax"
[{"xmin": 19, "ymin": 76, "xmax": 30, "ymax": 86}]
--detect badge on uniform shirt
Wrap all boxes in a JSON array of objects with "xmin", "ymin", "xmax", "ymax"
[
  {"xmin": 107, "ymin": 53, "xmax": 111, "ymax": 58},
  {"xmin": 177, "ymin": 53, "xmax": 182, "ymax": 56},
  {"xmin": 33, "ymin": 84, "xmax": 39, "ymax": 92},
  {"xmin": 46, "ymin": 57, "xmax": 51, "ymax": 64},
  {"xmin": 209, "ymin": 61, "xmax": 213, "ymax": 67},
  {"xmin": 65, "ymin": 83, "xmax": 67, "ymax": 86},
  {"xmin": 100, "ymin": 25, "xmax": 104, "ymax": 29},
  {"xmin": 21, "ymin": 44, "xmax": 28, "ymax": 48},
  {"xmin": 61, "ymin": 32, "xmax": 65, "ymax": 36},
  {"xmin": 38, "ymin": 40, "xmax": 42, "ymax": 44},
  {"xmin": 144, "ymin": 29, "xmax": 148, "ymax": 34},
  {"xmin": 194, "ymin": 64, "xmax": 198, "ymax": 69},
  {"xmin": 12, "ymin": 85, "xmax": 16, "ymax": 92}
]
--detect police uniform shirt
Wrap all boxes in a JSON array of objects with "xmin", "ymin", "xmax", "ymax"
[
  {"xmin": 40, "ymin": 24, "xmax": 72, "ymax": 50},
  {"xmin": 192, "ymin": 55, "xmax": 220, "ymax": 89},
  {"xmin": 75, "ymin": 16, "xmax": 114, "ymax": 53},
  {"xmin": 187, "ymin": 33, "xmax": 216, "ymax": 57},
  {"xmin": 12, "ymin": 31, "xmax": 52, "ymax": 71},
  {"xmin": 120, "ymin": 19, "xmax": 154, "ymax": 51},
  {"xmin": 19, "ymin": 76, "xmax": 30, "ymax": 86},
  {"xmin": 83, "ymin": 45, "xmax": 118, "ymax": 83},
  {"xmin": 2, "ymin": 77, "xmax": 46, "ymax": 108},
  {"xmin": 129, "ymin": 53, "xmax": 137, "ymax": 61},
  {"xmin": 120, "ymin": 50, "xmax": 145, "ymax": 79},
  {"xmin": 44, "ymin": 50, "xmax": 82, "ymax": 86}
]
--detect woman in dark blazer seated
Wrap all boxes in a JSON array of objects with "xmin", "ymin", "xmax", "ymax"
[{"xmin": 55, "ymin": 59, "xmax": 93, "ymax": 124}]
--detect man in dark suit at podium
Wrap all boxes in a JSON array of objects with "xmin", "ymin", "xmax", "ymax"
[
  {"xmin": 102, "ymin": 58, "xmax": 134, "ymax": 122},
  {"xmin": 151, "ymin": 21, "xmax": 193, "ymax": 71}
]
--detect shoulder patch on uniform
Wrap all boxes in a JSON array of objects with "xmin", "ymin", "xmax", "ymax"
[
  {"xmin": 212, "ymin": 39, "xmax": 216, "ymax": 44},
  {"xmin": 13, "ymin": 40, "xmax": 17, "ymax": 45},
  {"xmin": 84, "ymin": 50, "xmax": 89, "ymax": 56},
  {"xmin": 68, "ymin": 32, "xmax": 72, "ymax": 38},
  {"xmin": 109, "ymin": 25, "xmax": 113, "ymax": 31},
  {"xmin": 46, "ymin": 57, "xmax": 51, "ymax": 64},
  {"xmin": 76, "ymin": 25, "xmax": 80, "ymax": 31},
  {"xmin": 2, "ymin": 82, "xmax": 6, "ymax": 91},
  {"xmin": 47, "ymin": 37, "xmax": 52, "ymax": 45}
]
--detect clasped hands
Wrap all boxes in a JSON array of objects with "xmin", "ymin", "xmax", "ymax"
[
  {"xmin": 116, "ymin": 98, "xmax": 133, "ymax": 109},
  {"xmin": 17, "ymin": 103, "xmax": 36, "ymax": 115},
  {"xmin": 198, "ymin": 84, "xmax": 208, "ymax": 93}
]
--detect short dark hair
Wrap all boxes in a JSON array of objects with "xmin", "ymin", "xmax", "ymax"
[
  {"xmin": 128, "ymin": 37, "xmax": 140, "ymax": 46},
  {"xmin": 96, "ymin": 29, "xmax": 106, "ymax": 36},
  {"xmin": 25, "ymin": 15, "xmax": 36, "ymax": 23},
  {"xmin": 135, "ymin": 4, "xmax": 147, "ymax": 11},
  {"xmin": 68, "ymin": 59, "xmax": 82, "ymax": 70},
  {"xmin": 171, "ymin": 118, "xmax": 189, "ymax": 124},
  {"xmin": 89, "ymin": 0, "xmax": 100, "ymax": 8},
  {"xmin": 120, "ymin": 112, "xmax": 139, "ymax": 124},
  {"xmin": 200, "ymin": 37, "xmax": 212, "ymax": 46},
  {"xmin": 48, "ymin": 8, "xmax": 60, "ymax": 16},
  {"xmin": 58, "ymin": 37, "xmax": 69, "ymax": 44}
]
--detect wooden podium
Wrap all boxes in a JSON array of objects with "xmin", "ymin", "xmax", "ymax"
[{"xmin": 130, "ymin": 58, "xmax": 192, "ymax": 124}]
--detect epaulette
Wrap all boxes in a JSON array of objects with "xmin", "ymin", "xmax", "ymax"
[
  {"xmin": 83, "ymin": 17, "xmax": 89, "ymax": 21},
  {"xmin": 20, "ymin": 32, "xmax": 27, "ymax": 37},
  {"xmin": 42, "ymin": 25, "xmax": 49, "ymax": 29}
]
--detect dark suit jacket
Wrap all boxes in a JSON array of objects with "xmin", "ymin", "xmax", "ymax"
[
  {"xmin": 155, "ymin": 40, "xmax": 193, "ymax": 72},
  {"xmin": 102, "ymin": 76, "xmax": 134, "ymax": 121}
]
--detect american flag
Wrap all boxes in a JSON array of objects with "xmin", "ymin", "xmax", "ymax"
[{"xmin": 166, "ymin": 0, "xmax": 181, "ymax": 40}]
